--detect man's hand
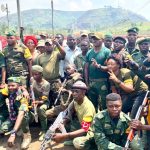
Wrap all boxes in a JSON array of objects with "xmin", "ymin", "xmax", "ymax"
[
  {"xmin": 7, "ymin": 135, "xmax": 16, "ymax": 147},
  {"xmin": 91, "ymin": 58, "xmax": 99, "ymax": 68},
  {"xmin": 52, "ymin": 133, "xmax": 66, "ymax": 143},
  {"xmin": 0, "ymin": 83, "xmax": 5, "ymax": 89},
  {"xmin": 130, "ymin": 119, "xmax": 143, "ymax": 130}
]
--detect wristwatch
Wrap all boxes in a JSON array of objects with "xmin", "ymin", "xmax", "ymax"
[{"xmin": 10, "ymin": 129, "xmax": 16, "ymax": 136}]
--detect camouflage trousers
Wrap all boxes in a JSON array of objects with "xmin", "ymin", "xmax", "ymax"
[
  {"xmin": 66, "ymin": 118, "xmax": 97, "ymax": 150},
  {"xmin": 88, "ymin": 79, "xmax": 109, "ymax": 111},
  {"xmin": 37, "ymin": 102, "xmax": 49, "ymax": 132},
  {"xmin": 0, "ymin": 111, "xmax": 31, "ymax": 134}
]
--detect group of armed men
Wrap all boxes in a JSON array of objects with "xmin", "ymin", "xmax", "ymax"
[{"xmin": 0, "ymin": 27, "xmax": 150, "ymax": 150}]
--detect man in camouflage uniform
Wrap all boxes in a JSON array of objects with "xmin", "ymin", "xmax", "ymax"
[
  {"xmin": 84, "ymin": 32, "xmax": 111, "ymax": 110},
  {"xmin": 131, "ymin": 37, "xmax": 150, "ymax": 87},
  {"xmin": 74, "ymin": 40, "xmax": 90, "ymax": 75},
  {"xmin": 52, "ymin": 81, "xmax": 96, "ymax": 149},
  {"xmin": 104, "ymin": 34, "xmax": 113, "ymax": 51},
  {"xmin": 111, "ymin": 36, "xmax": 133, "ymax": 67},
  {"xmin": 93, "ymin": 93, "xmax": 142, "ymax": 150},
  {"xmin": 31, "ymin": 65, "xmax": 50, "ymax": 141},
  {"xmin": 3, "ymin": 30, "xmax": 32, "ymax": 88},
  {"xmin": 0, "ymin": 77, "xmax": 31, "ymax": 149},
  {"xmin": 0, "ymin": 51, "xmax": 6, "ymax": 87},
  {"xmin": 126, "ymin": 27, "xmax": 139, "ymax": 55}
]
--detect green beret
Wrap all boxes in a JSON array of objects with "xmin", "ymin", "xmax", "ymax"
[
  {"xmin": 137, "ymin": 37, "xmax": 150, "ymax": 45},
  {"xmin": 7, "ymin": 77, "xmax": 21, "ymax": 84},
  {"xmin": 32, "ymin": 65, "xmax": 43, "ymax": 73},
  {"xmin": 127, "ymin": 27, "xmax": 139, "ymax": 33},
  {"xmin": 104, "ymin": 33, "xmax": 113, "ymax": 39},
  {"xmin": 113, "ymin": 36, "xmax": 126, "ymax": 44},
  {"xmin": 5, "ymin": 30, "xmax": 16, "ymax": 36}
]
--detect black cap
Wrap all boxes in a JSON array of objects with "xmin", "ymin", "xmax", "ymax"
[
  {"xmin": 113, "ymin": 36, "xmax": 126, "ymax": 44},
  {"xmin": 127, "ymin": 27, "xmax": 139, "ymax": 33}
]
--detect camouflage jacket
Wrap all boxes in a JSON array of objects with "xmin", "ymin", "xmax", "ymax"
[{"xmin": 92, "ymin": 109, "xmax": 130, "ymax": 150}]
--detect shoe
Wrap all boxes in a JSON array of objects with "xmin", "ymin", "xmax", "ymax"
[
  {"xmin": 64, "ymin": 140, "xmax": 73, "ymax": 146},
  {"xmin": 39, "ymin": 131, "xmax": 45, "ymax": 141},
  {"xmin": 21, "ymin": 131, "xmax": 31, "ymax": 149}
]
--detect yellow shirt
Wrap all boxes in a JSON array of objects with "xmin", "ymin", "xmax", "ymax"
[
  {"xmin": 38, "ymin": 51, "xmax": 60, "ymax": 80},
  {"xmin": 74, "ymin": 96, "xmax": 96, "ymax": 124}
]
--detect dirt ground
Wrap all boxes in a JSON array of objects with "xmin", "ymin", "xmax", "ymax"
[{"xmin": 0, "ymin": 127, "xmax": 75, "ymax": 150}]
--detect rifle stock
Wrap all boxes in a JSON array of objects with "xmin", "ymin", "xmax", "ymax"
[{"xmin": 125, "ymin": 91, "xmax": 149, "ymax": 148}]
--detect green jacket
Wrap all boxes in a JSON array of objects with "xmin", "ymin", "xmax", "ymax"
[{"xmin": 93, "ymin": 109, "xmax": 130, "ymax": 150}]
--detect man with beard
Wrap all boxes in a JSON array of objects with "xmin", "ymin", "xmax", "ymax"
[
  {"xmin": 126, "ymin": 27, "xmax": 139, "ymax": 55},
  {"xmin": 3, "ymin": 30, "xmax": 32, "ymax": 88}
]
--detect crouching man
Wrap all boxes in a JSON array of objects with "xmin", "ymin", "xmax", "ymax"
[
  {"xmin": 52, "ymin": 81, "xmax": 96, "ymax": 149},
  {"xmin": 93, "ymin": 93, "xmax": 142, "ymax": 150},
  {"xmin": 1, "ymin": 77, "xmax": 31, "ymax": 149}
]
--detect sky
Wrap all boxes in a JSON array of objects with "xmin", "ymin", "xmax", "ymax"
[{"xmin": 0, "ymin": 0, "xmax": 150, "ymax": 20}]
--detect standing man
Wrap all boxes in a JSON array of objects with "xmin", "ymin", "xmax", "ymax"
[
  {"xmin": 111, "ymin": 36, "xmax": 133, "ymax": 67},
  {"xmin": 0, "ymin": 51, "xmax": 6, "ymax": 88},
  {"xmin": 37, "ymin": 39, "xmax": 66, "ymax": 106},
  {"xmin": 3, "ymin": 30, "xmax": 32, "ymax": 88},
  {"xmin": 104, "ymin": 34, "xmax": 113, "ymax": 51},
  {"xmin": 63, "ymin": 35, "xmax": 81, "ymax": 72},
  {"xmin": 93, "ymin": 93, "xmax": 141, "ymax": 150},
  {"xmin": 131, "ymin": 37, "xmax": 150, "ymax": 86},
  {"xmin": 84, "ymin": 32, "xmax": 111, "ymax": 110},
  {"xmin": 74, "ymin": 40, "xmax": 90, "ymax": 75},
  {"xmin": 31, "ymin": 65, "xmax": 50, "ymax": 141},
  {"xmin": 126, "ymin": 27, "xmax": 139, "ymax": 55}
]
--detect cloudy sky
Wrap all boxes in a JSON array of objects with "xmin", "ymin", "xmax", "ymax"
[{"xmin": 0, "ymin": 0, "xmax": 150, "ymax": 20}]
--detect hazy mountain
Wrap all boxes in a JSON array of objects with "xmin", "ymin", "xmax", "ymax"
[{"xmin": 0, "ymin": 7, "xmax": 148, "ymax": 30}]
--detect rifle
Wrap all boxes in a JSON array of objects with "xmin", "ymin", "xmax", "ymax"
[
  {"xmin": 30, "ymin": 84, "xmax": 38, "ymax": 123},
  {"xmin": 125, "ymin": 91, "xmax": 150, "ymax": 148},
  {"xmin": 54, "ymin": 78, "xmax": 67, "ymax": 106},
  {"xmin": 20, "ymin": 27, "xmax": 24, "ymax": 43},
  {"xmin": 40, "ymin": 110, "xmax": 67, "ymax": 150}
]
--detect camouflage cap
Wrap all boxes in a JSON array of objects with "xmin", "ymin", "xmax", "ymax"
[
  {"xmin": 7, "ymin": 77, "xmax": 21, "ymax": 84},
  {"xmin": 127, "ymin": 27, "xmax": 139, "ymax": 33},
  {"xmin": 32, "ymin": 65, "xmax": 43, "ymax": 73},
  {"xmin": 104, "ymin": 33, "xmax": 113, "ymax": 39},
  {"xmin": 45, "ymin": 39, "xmax": 53, "ymax": 45},
  {"xmin": 5, "ymin": 30, "xmax": 16, "ymax": 36},
  {"xmin": 91, "ymin": 32, "xmax": 104, "ymax": 40},
  {"xmin": 37, "ymin": 40, "xmax": 45, "ymax": 47},
  {"xmin": 72, "ymin": 81, "xmax": 87, "ymax": 90},
  {"xmin": 136, "ymin": 37, "xmax": 150, "ymax": 45},
  {"xmin": 113, "ymin": 36, "xmax": 126, "ymax": 44}
]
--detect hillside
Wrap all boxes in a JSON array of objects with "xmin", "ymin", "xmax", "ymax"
[{"xmin": 0, "ymin": 7, "xmax": 149, "ymax": 33}]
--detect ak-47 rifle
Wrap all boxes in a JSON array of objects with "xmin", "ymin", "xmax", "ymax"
[
  {"xmin": 40, "ymin": 110, "xmax": 67, "ymax": 150},
  {"xmin": 125, "ymin": 91, "xmax": 150, "ymax": 148},
  {"xmin": 30, "ymin": 84, "xmax": 38, "ymax": 123},
  {"xmin": 40, "ymin": 101, "xmax": 74, "ymax": 150}
]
